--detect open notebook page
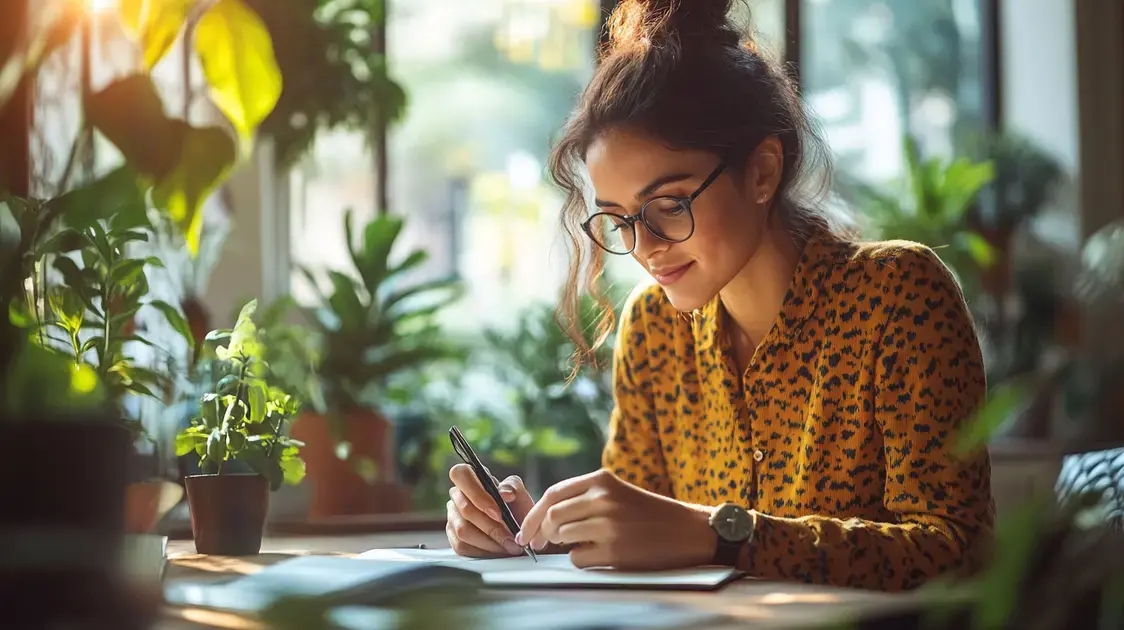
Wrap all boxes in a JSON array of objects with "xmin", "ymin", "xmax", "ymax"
[{"xmin": 356, "ymin": 547, "xmax": 744, "ymax": 590}]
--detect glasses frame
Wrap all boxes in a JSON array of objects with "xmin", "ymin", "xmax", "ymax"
[{"xmin": 581, "ymin": 161, "xmax": 728, "ymax": 255}]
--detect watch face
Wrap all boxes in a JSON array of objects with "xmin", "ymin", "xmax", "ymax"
[{"xmin": 712, "ymin": 504, "xmax": 753, "ymax": 542}]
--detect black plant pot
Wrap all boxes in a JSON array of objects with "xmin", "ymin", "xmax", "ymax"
[
  {"xmin": 0, "ymin": 416, "xmax": 152, "ymax": 628},
  {"xmin": 185, "ymin": 473, "xmax": 269, "ymax": 555}
]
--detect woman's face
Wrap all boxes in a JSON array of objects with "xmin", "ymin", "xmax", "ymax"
[{"xmin": 585, "ymin": 127, "xmax": 783, "ymax": 312}]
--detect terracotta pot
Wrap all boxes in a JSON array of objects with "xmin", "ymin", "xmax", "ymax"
[
  {"xmin": 291, "ymin": 410, "xmax": 412, "ymax": 518},
  {"xmin": 124, "ymin": 480, "xmax": 184, "ymax": 533},
  {"xmin": 185, "ymin": 474, "xmax": 268, "ymax": 555}
]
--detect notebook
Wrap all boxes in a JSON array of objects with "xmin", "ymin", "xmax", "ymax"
[
  {"xmin": 163, "ymin": 555, "xmax": 483, "ymax": 615},
  {"xmin": 355, "ymin": 547, "xmax": 745, "ymax": 591}
]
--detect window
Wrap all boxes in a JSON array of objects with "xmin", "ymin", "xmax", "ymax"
[{"xmin": 801, "ymin": 0, "xmax": 990, "ymax": 185}]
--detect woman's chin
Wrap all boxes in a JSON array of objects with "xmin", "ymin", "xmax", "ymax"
[{"xmin": 662, "ymin": 285, "xmax": 712, "ymax": 313}]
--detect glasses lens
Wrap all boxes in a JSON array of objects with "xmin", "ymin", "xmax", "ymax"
[
  {"xmin": 643, "ymin": 198, "xmax": 693, "ymax": 242},
  {"xmin": 587, "ymin": 213, "xmax": 635, "ymax": 254}
]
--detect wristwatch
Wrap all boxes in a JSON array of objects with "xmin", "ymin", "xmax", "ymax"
[{"xmin": 708, "ymin": 503, "xmax": 755, "ymax": 566}]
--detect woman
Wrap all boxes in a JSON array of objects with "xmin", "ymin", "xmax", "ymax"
[{"xmin": 446, "ymin": 0, "xmax": 994, "ymax": 592}]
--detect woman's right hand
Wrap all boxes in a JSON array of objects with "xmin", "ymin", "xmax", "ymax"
[{"xmin": 446, "ymin": 464, "xmax": 536, "ymax": 557}]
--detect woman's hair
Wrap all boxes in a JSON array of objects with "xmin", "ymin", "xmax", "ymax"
[{"xmin": 550, "ymin": 0, "xmax": 851, "ymax": 376}]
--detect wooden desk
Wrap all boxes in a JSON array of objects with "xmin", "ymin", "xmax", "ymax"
[{"xmin": 158, "ymin": 532, "xmax": 948, "ymax": 630}]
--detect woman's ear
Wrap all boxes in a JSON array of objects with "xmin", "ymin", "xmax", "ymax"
[{"xmin": 743, "ymin": 136, "xmax": 784, "ymax": 204}]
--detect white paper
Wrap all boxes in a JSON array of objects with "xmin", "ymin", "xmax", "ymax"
[{"xmin": 355, "ymin": 548, "xmax": 741, "ymax": 589}]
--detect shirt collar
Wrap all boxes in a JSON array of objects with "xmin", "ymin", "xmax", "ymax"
[{"xmin": 692, "ymin": 227, "xmax": 839, "ymax": 354}]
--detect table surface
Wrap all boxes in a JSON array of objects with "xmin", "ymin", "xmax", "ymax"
[{"xmin": 158, "ymin": 531, "xmax": 944, "ymax": 630}]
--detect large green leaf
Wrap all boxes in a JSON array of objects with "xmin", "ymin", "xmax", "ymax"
[
  {"xmin": 194, "ymin": 0, "xmax": 282, "ymax": 148},
  {"xmin": 240, "ymin": 441, "xmax": 283, "ymax": 490},
  {"xmin": 87, "ymin": 75, "xmax": 179, "ymax": 180},
  {"xmin": 48, "ymin": 167, "xmax": 148, "ymax": 232},
  {"xmin": 120, "ymin": 0, "xmax": 193, "ymax": 69},
  {"xmin": 326, "ymin": 271, "xmax": 365, "ymax": 330},
  {"xmin": 150, "ymin": 299, "xmax": 195, "ymax": 353},
  {"xmin": 151, "ymin": 123, "xmax": 237, "ymax": 253}
]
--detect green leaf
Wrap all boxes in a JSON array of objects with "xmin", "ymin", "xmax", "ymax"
[
  {"xmin": 8, "ymin": 299, "xmax": 34, "ymax": 328},
  {"xmin": 175, "ymin": 430, "xmax": 207, "ymax": 457},
  {"xmin": 326, "ymin": 271, "xmax": 364, "ymax": 330},
  {"xmin": 47, "ymin": 286, "xmax": 85, "ymax": 334},
  {"xmin": 149, "ymin": 299, "xmax": 195, "ymax": 352},
  {"xmin": 86, "ymin": 76, "xmax": 180, "ymax": 181},
  {"xmin": 125, "ymin": 380, "xmax": 159, "ymax": 400},
  {"xmin": 206, "ymin": 428, "xmax": 227, "ymax": 462},
  {"xmin": 201, "ymin": 393, "xmax": 222, "ymax": 429},
  {"xmin": 531, "ymin": 427, "xmax": 582, "ymax": 457},
  {"xmin": 120, "ymin": 0, "xmax": 192, "ymax": 69},
  {"xmin": 280, "ymin": 450, "xmax": 307, "ymax": 486},
  {"xmin": 194, "ymin": 0, "xmax": 282, "ymax": 150},
  {"xmin": 215, "ymin": 374, "xmax": 239, "ymax": 395},
  {"xmin": 205, "ymin": 329, "xmax": 232, "ymax": 342},
  {"xmin": 350, "ymin": 456, "xmax": 376, "ymax": 484},
  {"xmin": 959, "ymin": 231, "xmax": 995, "ymax": 268},
  {"xmin": 109, "ymin": 259, "xmax": 147, "ymax": 286},
  {"xmin": 239, "ymin": 442, "xmax": 283, "ymax": 490},
  {"xmin": 80, "ymin": 336, "xmax": 103, "ymax": 355},
  {"xmin": 34, "ymin": 228, "xmax": 84, "ymax": 257},
  {"xmin": 248, "ymin": 381, "xmax": 266, "ymax": 424},
  {"xmin": 226, "ymin": 428, "xmax": 247, "ymax": 453},
  {"xmin": 150, "ymin": 123, "xmax": 237, "ymax": 253},
  {"xmin": 52, "ymin": 257, "xmax": 99, "ymax": 315},
  {"xmin": 957, "ymin": 379, "xmax": 1029, "ymax": 455}
]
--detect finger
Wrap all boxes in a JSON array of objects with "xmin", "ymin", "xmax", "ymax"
[
  {"xmin": 569, "ymin": 541, "xmax": 614, "ymax": 569},
  {"xmin": 517, "ymin": 471, "xmax": 606, "ymax": 546},
  {"xmin": 533, "ymin": 493, "xmax": 606, "ymax": 550},
  {"xmin": 554, "ymin": 516, "xmax": 615, "ymax": 547},
  {"xmin": 446, "ymin": 521, "xmax": 497, "ymax": 558},
  {"xmin": 449, "ymin": 488, "xmax": 523, "ymax": 555},
  {"xmin": 449, "ymin": 463, "xmax": 503, "ymax": 522},
  {"xmin": 445, "ymin": 497, "xmax": 519, "ymax": 555},
  {"xmin": 497, "ymin": 475, "xmax": 535, "ymax": 520}
]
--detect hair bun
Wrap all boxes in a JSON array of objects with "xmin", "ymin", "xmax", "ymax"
[{"xmin": 607, "ymin": 0, "xmax": 738, "ymax": 51}]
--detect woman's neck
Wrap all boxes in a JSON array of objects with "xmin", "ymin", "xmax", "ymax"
[{"xmin": 718, "ymin": 226, "xmax": 802, "ymax": 354}]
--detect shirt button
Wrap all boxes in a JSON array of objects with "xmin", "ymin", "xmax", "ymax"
[{"xmin": 753, "ymin": 449, "xmax": 764, "ymax": 462}]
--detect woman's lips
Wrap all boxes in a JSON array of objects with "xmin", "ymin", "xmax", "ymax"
[{"xmin": 651, "ymin": 262, "xmax": 693, "ymax": 286}]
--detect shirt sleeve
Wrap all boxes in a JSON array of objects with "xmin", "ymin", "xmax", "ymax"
[
  {"xmin": 602, "ymin": 284, "xmax": 673, "ymax": 497},
  {"xmin": 742, "ymin": 246, "xmax": 995, "ymax": 592}
]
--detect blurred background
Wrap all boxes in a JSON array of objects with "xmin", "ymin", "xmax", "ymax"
[{"xmin": 2, "ymin": 0, "xmax": 1122, "ymax": 557}]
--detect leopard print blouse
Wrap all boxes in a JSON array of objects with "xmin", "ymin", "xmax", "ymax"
[{"xmin": 603, "ymin": 229, "xmax": 995, "ymax": 592}]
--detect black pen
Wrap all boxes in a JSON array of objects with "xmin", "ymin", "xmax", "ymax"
[{"xmin": 449, "ymin": 427, "xmax": 538, "ymax": 562}]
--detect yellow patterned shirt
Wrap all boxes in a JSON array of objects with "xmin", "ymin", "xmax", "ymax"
[{"xmin": 602, "ymin": 230, "xmax": 994, "ymax": 591}]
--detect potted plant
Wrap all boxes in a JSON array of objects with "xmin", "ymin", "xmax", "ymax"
[
  {"xmin": 842, "ymin": 136, "xmax": 997, "ymax": 303},
  {"xmin": 291, "ymin": 210, "xmax": 463, "ymax": 518},
  {"xmin": 175, "ymin": 299, "xmax": 306, "ymax": 555}
]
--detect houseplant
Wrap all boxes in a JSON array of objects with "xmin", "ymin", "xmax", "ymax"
[
  {"xmin": 291, "ymin": 210, "xmax": 463, "ymax": 517},
  {"xmin": 844, "ymin": 136, "xmax": 996, "ymax": 303},
  {"xmin": 175, "ymin": 299, "xmax": 306, "ymax": 555}
]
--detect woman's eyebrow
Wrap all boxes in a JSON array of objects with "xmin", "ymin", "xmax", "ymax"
[{"xmin": 594, "ymin": 171, "xmax": 694, "ymax": 208}]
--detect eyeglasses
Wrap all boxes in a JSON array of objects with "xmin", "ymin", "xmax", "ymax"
[{"xmin": 581, "ymin": 161, "xmax": 727, "ymax": 255}]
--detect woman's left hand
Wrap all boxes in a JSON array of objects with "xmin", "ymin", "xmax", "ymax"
[{"xmin": 515, "ymin": 469, "xmax": 717, "ymax": 570}]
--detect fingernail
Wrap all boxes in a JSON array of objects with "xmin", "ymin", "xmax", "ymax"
[
  {"xmin": 499, "ymin": 485, "xmax": 514, "ymax": 497},
  {"xmin": 487, "ymin": 507, "xmax": 502, "ymax": 521},
  {"xmin": 502, "ymin": 540, "xmax": 523, "ymax": 555}
]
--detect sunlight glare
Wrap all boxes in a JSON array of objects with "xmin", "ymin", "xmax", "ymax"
[{"xmin": 88, "ymin": 0, "xmax": 118, "ymax": 13}]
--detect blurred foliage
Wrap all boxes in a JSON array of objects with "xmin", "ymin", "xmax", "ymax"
[
  {"xmin": 2, "ymin": 0, "xmax": 281, "ymax": 423},
  {"xmin": 399, "ymin": 280, "xmax": 630, "ymax": 502},
  {"xmin": 968, "ymin": 132, "xmax": 1066, "ymax": 235},
  {"xmin": 844, "ymin": 136, "xmax": 995, "ymax": 299},
  {"xmin": 942, "ymin": 219, "xmax": 1124, "ymax": 630},
  {"xmin": 297, "ymin": 211, "xmax": 465, "ymax": 415},
  {"xmin": 242, "ymin": 0, "xmax": 407, "ymax": 168},
  {"xmin": 175, "ymin": 299, "xmax": 306, "ymax": 490}
]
